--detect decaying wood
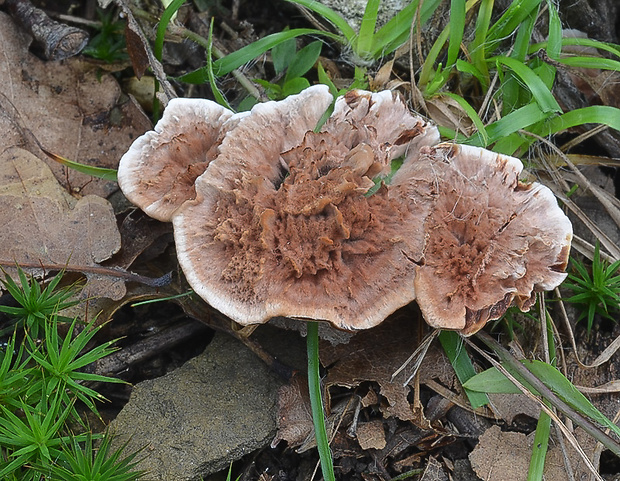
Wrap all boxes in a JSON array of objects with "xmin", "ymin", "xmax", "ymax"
[{"xmin": 5, "ymin": 0, "xmax": 89, "ymax": 60}]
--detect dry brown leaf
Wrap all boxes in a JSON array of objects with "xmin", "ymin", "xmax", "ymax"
[
  {"xmin": 271, "ymin": 374, "xmax": 314, "ymax": 449},
  {"xmin": 320, "ymin": 313, "xmax": 455, "ymax": 421},
  {"xmin": 0, "ymin": 147, "xmax": 122, "ymax": 298},
  {"xmin": 355, "ymin": 420, "xmax": 386, "ymax": 450},
  {"xmin": 486, "ymin": 393, "xmax": 541, "ymax": 425},
  {"xmin": 425, "ymin": 95, "xmax": 476, "ymax": 138},
  {"xmin": 0, "ymin": 12, "xmax": 151, "ymax": 198},
  {"xmin": 469, "ymin": 426, "xmax": 530, "ymax": 481},
  {"xmin": 470, "ymin": 425, "xmax": 595, "ymax": 481},
  {"xmin": 420, "ymin": 456, "xmax": 448, "ymax": 481}
]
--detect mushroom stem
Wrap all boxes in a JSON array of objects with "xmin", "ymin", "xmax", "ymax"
[{"xmin": 306, "ymin": 321, "xmax": 335, "ymax": 481}]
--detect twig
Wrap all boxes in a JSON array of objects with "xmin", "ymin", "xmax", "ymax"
[
  {"xmin": 0, "ymin": 259, "xmax": 172, "ymax": 288},
  {"xmin": 90, "ymin": 320, "xmax": 209, "ymax": 376},
  {"xmin": 5, "ymin": 0, "xmax": 89, "ymax": 60},
  {"xmin": 467, "ymin": 334, "xmax": 604, "ymax": 480},
  {"xmin": 474, "ymin": 331, "xmax": 620, "ymax": 458},
  {"xmin": 113, "ymin": 0, "xmax": 176, "ymax": 103},
  {"xmin": 167, "ymin": 24, "xmax": 262, "ymax": 101}
]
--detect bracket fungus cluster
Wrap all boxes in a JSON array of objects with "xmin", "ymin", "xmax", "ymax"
[{"xmin": 118, "ymin": 85, "xmax": 572, "ymax": 336}]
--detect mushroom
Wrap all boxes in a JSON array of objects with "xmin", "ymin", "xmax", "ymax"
[
  {"xmin": 117, "ymin": 98, "xmax": 243, "ymax": 222},
  {"xmin": 118, "ymin": 86, "xmax": 572, "ymax": 336},
  {"xmin": 412, "ymin": 143, "xmax": 573, "ymax": 336},
  {"xmin": 172, "ymin": 86, "xmax": 440, "ymax": 330}
]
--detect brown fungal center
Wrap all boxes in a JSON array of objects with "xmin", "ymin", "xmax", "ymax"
[{"xmin": 213, "ymin": 131, "xmax": 401, "ymax": 285}]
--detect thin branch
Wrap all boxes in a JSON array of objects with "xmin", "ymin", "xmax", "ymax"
[{"xmin": 0, "ymin": 259, "xmax": 171, "ymax": 288}]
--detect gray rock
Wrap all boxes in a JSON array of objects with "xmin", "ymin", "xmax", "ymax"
[{"xmin": 109, "ymin": 332, "xmax": 283, "ymax": 480}]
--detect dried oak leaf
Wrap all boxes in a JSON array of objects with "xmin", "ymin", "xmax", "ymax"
[
  {"xmin": 319, "ymin": 314, "xmax": 454, "ymax": 421},
  {"xmin": 0, "ymin": 12, "xmax": 151, "ymax": 197},
  {"xmin": 271, "ymin": 374, "xmax": 314, "ymax": 449},
  {"xmin": 469, "ymin": 425, "xmax": 592, "ymax": 481},
  {"xmin": 414, "ymin": 143, "xmax": 573, "ymax": 335},
  {"xmin": 0, "ymin": 147, "xmax": 122, "ymax": 298},
  {"xmin": 172, "ymin": 86, "xmax": 439, "ymax": 330}
]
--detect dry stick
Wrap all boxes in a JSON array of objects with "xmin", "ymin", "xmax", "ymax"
[
  {"xmin": 0, "ymin": 259, "xmax": 171, "ymax": 288},
  {"xmin": 560, "ymin": 124, "xmax": 609, "ymax": 153},
  {"xmin": 90, "ymin": 320, "xmax": 209, "ymax": 376},
  {"xmin": 467, "ymin": 335, "xmax": 604, "ymax": 481},
  {"xmin": 522, "ymin": 130, "xmax": 620, "ymax": 237},
  {"xmin": 555, "ymin": 286, "xmax": 620, "ymax": 373},
  {"xmin": 408, "ymin": 0, "xmax": 427, "ymax": 115},
  {"xmin": 167, "ymin": 24, "xmax": 262, "ymax": 101},
  {"xmin": 5, "ymin": 0, "xmax": 89, "ymax": 60},
  {"xmin": 113, "ymin": 0, "xmax": 176, "ymax": 103},
  {"xmin": 474, "ymin": 331, "xmax": 620, "ymax": 461}
]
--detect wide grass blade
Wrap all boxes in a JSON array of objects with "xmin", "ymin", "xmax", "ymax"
[
  {"xmin": 285, "ymin": 0, "xmax": 356, "ymax": 41},
  {"xmin": 356, "ymin": 0, "xmax": 380, "ymax": 58},
  {"xmin": 467, "ymin": 102, "xmax": 548, "ymax": 146},
  {"xmin": 307, "ymin": 322, "xmax": 335, "ymax": 481},
  {"xmin": 286, "ymin": 41, "xmax": 323, "ymax": 81},
  {"xmin": 542, "ymin": 106, "xmax": 620, "ymax": 135},
  {"xmin": 468, "ymin": 0, "xmax": 494, "ymax": 82},
  {"xmin": 371, "ymin": 0, "xmax": 442, "ymax": 59},
  {"xmin": 494, "ymin": 56, "xmax": 562, "ymax": 113},
  {"xmin": 179, "ymin": 29, "xmax": 342, "ymax": 84},
  {"xmin": 446, "ymin": 0, "xmax": 466, "ymax": 69},
  {"xmin": 556, "ymin": 56, "xmax": 620, "ymax": 72},
  {"xmin": 530, "ymin": 38, "xmax": 620, "ymax": 59},
  {"xmin": 486, "ymin": 0, "xmax": 542, "ymax": 52},
  {"xmin": 438, "ymin": 330, "xmax": 489, "ymax": 408}
]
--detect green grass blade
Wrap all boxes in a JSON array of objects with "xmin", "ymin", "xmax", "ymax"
[
  {"xmin": 468, "ymin": 0, "xmax": 494, "ymax": 82},
  {"xmin": 284, "ymin": 0, "xmax": 356, "ymax": 41},
  {"xmin": 529, "ymin": 38, "xmax": 620, "ymax": 59},
  {"xmin": 491, "ymin": 132, "xmax": 529, "ymax": 155},
  {"xmin": 486, "ymin": 0, "xmax": 542, "ymax": 52},
  {"xmin": 438, "ymin": 331, "xmax": 489, "ymax": 408},
  {"xmin": 494, "ymin": 56, "xmax": 561, "ymax": 113},
  {"xmin": 42, "ymin": 149, "xmax": 117, "ymax": 182},
  {"xmin": 467, "ymin": 102, "xmax": 549, "ymax": 146},
  {"xmin": 272, "ymin": 36, "xmax": 296, "ymax": 75},
  {"xmin": 541, "ymin": 106, "xmax": 620, "ymax": 135},
  {"xmin": 446, "ymin": 0, "xmax": 466, "ymax": 69},
  {"xmin": 529, "ymin": 411, "xmax": 552, "ymax": 481},
  {"xmin": 534, "ymin": 0, "xmax": 561, "ymax": 89},
  {"xmin": 205, "ymin": 18, "xmax": 232, "ymax": 110},
  {"xmin": 178, "ymin": 29, "xmax": 342, "ymax": 84},
  {"xmin": 154, "ymin": 0, "xmax": 185, "ymax": 61},
  {"xmin": 418, "ymin": 27, "xmax": 450, "ymax": 91},
  {"xmin": 437, "ymin": 92, "xmax": 489, "ymax": 145},
  {"xmin": 285, "ymin": 40, "xmax": 323, "ymax": 82},
  {"xmin": 372, "ymin": 0, "xmax": 443, "ymax": 58},
  {"xmin": 555, "ymin": 56, "xmax": 620, "ymax": 72},
  {"xmin": 307, "ymin": 322, "xmax": 335, "ymax": 481},
  {"xmin": 356, "ymin": 0, "xmax": 380, "ymax": 58},
  {"xmin": 456, "ymin": 59, "xmax": 489, "ymax": 89}
]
